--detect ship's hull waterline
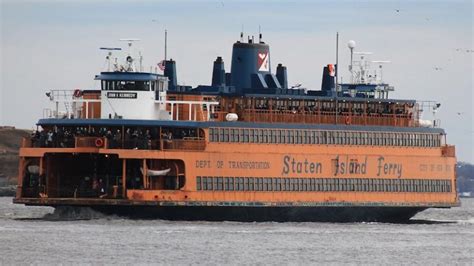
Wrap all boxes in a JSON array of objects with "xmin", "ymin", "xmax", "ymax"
[{"xmin": 14, "ymin": 197, "xmax": 438, "ymax": 222}]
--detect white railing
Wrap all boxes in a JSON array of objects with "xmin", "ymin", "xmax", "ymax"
[{"xmin": 44, "ymin": 89, "xmax": 101, "ymax": 119}]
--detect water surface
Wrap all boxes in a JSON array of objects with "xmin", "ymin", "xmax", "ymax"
[{"xmin": 1, "ymin": 197, "xmax": 473, "ymax": 264}]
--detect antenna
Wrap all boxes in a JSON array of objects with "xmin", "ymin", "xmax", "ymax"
[
  {"xmin": 347, "ymin": 40, "xmax": 356, "ymax": 83},
  {"xmin": 139, "ymin": 50, "xmax": 143, "ymax": 72},
  {"xmin": 259, "ymin": 25, "xmax": 262, "ymax": 43},
  {"xmin": 100, "ymin": 47, "xmax": 122, "ymax": 71},
  {"xmin": 119, "ymin": 39, "xmax": 140, "ymax": 72},
  {"xmin": 241, "ymin": 24, "xmax": 244, "ymax": 41},
  {"xmin": 335, "ymin": 32, "xmax": 339, "ymax": 125},
  {"xmin": 335, "ymin": 32, "xmax": 339, "ymax": 94},
  {"xmin": 119, "ymin": 38, "xmax": 140, "ymax": 55},
  {"xmin": 371, "ymin": 60, "xmax": 391, "ymax": 84},
  {"xmin": 164, "ymin": 29, "xmax": 168, "ymax": 61}
]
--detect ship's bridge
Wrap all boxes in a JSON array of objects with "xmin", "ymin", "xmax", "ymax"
[{"xmin": 95, "ymin": 72, "xmax": 170, "ymax": 120}]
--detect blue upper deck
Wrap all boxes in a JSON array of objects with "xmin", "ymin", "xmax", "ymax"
[{"xmin": 95, "ymin": 72, "xmax": 161, "ymax": 81}]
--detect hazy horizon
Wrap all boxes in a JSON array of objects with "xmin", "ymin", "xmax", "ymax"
[{"xmin": 0, "ymin": 0, "xmax": 472, "ymax": 162}]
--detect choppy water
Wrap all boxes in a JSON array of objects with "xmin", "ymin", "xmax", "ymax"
[{"xmin": 0, "ymin": 197, "xmax": 473, "ymax": 265}]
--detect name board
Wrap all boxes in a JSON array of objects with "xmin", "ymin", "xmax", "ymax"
[{"xmin": 107, "ymin": 92, "xmax": 137, "ymax": 99}]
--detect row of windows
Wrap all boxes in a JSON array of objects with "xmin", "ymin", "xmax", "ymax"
[
  {"xmin": 101, "ymin": 80, "xmax": 166, "ymax": 92},
  {"xmin": 209, "ymin": 128, "xmax": 441, "ymax": 147},
  {"xmin": 196, "ymin": 177, "xmax": 452, "ymax": 193}
]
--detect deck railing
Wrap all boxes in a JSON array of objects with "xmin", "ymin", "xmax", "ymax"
[
  {"xmin": 22, "ymin": 136, "xmax": 206, "ymax": 151},
  {"xmin": 75, "ymin": 137, "xmax": 103, "ymax": 148},
  {"xmin": 240, "ymin": 110, "xmax": 414, "ymax": 127},
  {"xmin": 161, "ymin": 139, "xmax": 206, "ymax": 151}
]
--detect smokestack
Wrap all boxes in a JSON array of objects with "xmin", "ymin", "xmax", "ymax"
[
  {"xmin": 230, "ymin": 40, "xmax": 271, "ymax": 92},
  {"xmin": 164, "ymin": 59, "xmax": 177, "ymax": 91},
  {"xmin": 321, "ymin": 64, "xmax": 335, "ymax": 93},
  {"xmin": 211, "ymin": 56, "xmax": 226, "ymax": 87},
  {"xmin": 276, "ymin": 63, "xmax": 288, "ymax": 89}
]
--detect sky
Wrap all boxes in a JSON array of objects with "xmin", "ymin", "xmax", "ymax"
[{"xmin": 0, "ymin": 0, "xmax": 473, "ymax": 162}]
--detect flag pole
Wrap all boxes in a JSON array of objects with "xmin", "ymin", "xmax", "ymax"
[
  {"xmin": 335, "ymin": 32, "xmax": 339, "ymax": 124},
  {"xmin": 164, "ymin": 29, "xmax": 168, "ymax": 61}
]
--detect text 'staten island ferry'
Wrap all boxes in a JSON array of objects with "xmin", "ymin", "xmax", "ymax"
[{"xmin": 14, "ymin": 33, "xmax": 459, "ymax": 222}]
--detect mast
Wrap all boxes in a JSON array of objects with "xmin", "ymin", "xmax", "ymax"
[
  {"xmin": 164, "ymin": 29, "xmax": 168, "ymax": 61},
  {"xmin": 348, "ymin": 40, "xmax": 356, "ymax": 83},
  {"xmin": 335, "ymin": 32, "xmax": 339, "ymax": 124}
]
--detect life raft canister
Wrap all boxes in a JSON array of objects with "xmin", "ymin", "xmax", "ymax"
[
  {"xmin": 345, "ymin": 116, "xmax": 351, "ymax": 125},
  {"xmin": 95, "ymin": 138, "xmax": 104, "ymax": 147},
  {"xmin": 73, "ymin": 89, "xmax": 83, "ymax": 98}
]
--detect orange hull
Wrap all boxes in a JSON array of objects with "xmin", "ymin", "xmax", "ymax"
[{"xmin": 16, "ymin": 140, "xmax": 458, "ymax": 208}]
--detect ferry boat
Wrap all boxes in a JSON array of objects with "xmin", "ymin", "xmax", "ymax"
[{"xmin": 13, "ymin": 34, "xmax": 459, "ymax": 222}]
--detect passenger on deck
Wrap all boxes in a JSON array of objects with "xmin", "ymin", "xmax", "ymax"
[
  {"xmin": 113, "ymin": 130, "xmax": 121, "ymax": 149},
  {"xmin": 46, "ymin": 131, "xmax": 53, "ymax": 147},
  {"xmin": 132, "ymin": 130, "xmax": 139, "ymax": 149},
  {"xmin": 98, "ymin": 179, "xmax": 106, "ymax": 197},
  {"xmin": 144, "ymin": 130, "xmax": 151, "ymax": 149}
]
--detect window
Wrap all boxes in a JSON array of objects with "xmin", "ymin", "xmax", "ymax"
[
  {"xmin": 321, "ymin": 179, "xmax": 326, "ymax": 191},
  {"xmin": 280, "ymin": 130, "xmax": 286, "ymax": 144},
  {"xmin": 258, "ymin": 129, "xmax": 264, "ymax": 143},
  {"xmin": 257, "ymin": 178, "xmax": 263, "ymax": 191},
  {"xmin": 239, "ymin": 177, "xmax": 244, "ymax": 191},
  {"xmin": 202, "ymin": 177, "xmax": 208, "ymax": 190},
  {"xmin": 322, "ymin": 131, "xmax": 328, "ymax": 144},
  {"xmin": 224, "ymin": 177, "xmax": 229, "ymax": 190},
  {"xmin": 218, "ymin": 128, "xmax": 224, "ymax": 142},
  {"xmin": 273, "ymin": 178, "xmax": 279, "ymax": 191},
  {"xmin": 271, "ymin": 130, "xmax": 277, "ymax": 143},
  {"xmin": 239, "ymin": 129, "xmax": 244, "ymax": 143},
  {"xmin": 335, "ymin": 132, "xmax": 340, "ymax": 145},
  {"xmin": 243, "ymin": 129, "xmax": 249, "ymax": 142},
  {"xmin": 197, "ymin": 176, "xmax": 201, "ymax": 190},
  {"xmin": 105, "ymin": 80, "xmax": 150, "ymax": 91},
  {"xmin": 309, "ymin": 179, "xmax": 315, "ymax": 191},
  {"xmin": 217, "ymin": 177, "xmax": 223, "ymax": 190},
  {"xmin": 328, "ymin": 132, "xmax": 334, "ymax": 144},
  {"xmin": 205, "ymin": 177, "xmax": 212, "ymax": 190},
  {"xmin": 309, "ymin": 131, "xmax": 315, "ymax": 144},
  {"xmin": 229, "ymin": 129, "xmax": 234, "ymax": 142},
  {"xmin": 223, "ymin": 129, "xmax": 229, "ymax": 142},
  {"xmin": 209, "ymin": 129, "xmax": 214, "ymax": 142},
  {"xmin": 303, "ymin": 178, "xmax": 309, "ymax": 191}
]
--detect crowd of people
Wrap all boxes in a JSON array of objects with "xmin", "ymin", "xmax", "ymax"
[
  {"xmin": 244, "ymin": 99, "xmax": 414, "ymax": 118},
  {"xmin": 30, "ymin": 126, "xmax": 199, "ymax": 149}
]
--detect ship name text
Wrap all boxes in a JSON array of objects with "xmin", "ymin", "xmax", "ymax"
[
  {"xmin": 333, "ymin": 155, "xmax": 367, "ymax": 176},
  {"xmin": 107, "ymin": 92, "xmax": 137, "ymax": 99},
  {"xmin": 282, "ymin": 155, "xmax": 323, "ymax": 175},
  {"xmin": 377, "ymin": 156, "xmax": 403, "ymax": 178}
]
